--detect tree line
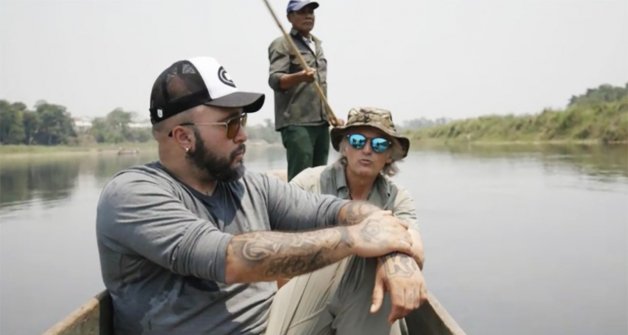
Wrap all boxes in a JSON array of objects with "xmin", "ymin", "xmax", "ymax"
[
  {"xmin": 0, "ymin": 100, "xmax": 154, "ymax": 145},
  {"xmin": 3, "ymin": 83, "xmax": 626, "ymax": 146},
  {"xmin": 0, "ymin": 99, "xmax": 284, "ymax": 146}
]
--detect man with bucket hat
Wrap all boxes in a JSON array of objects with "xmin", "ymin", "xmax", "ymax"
[
  {"xmin": 268, "ymin": 107, "xmax": 427, "ymax": 334},
  {"xmin": 96, "ymin": 58, "xmax": 421, "ymax": 335},
  {"xmin": 268, "ymin": 0, "xmax": 332, "ymax": 181}
]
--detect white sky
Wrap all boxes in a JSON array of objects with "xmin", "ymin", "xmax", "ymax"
[{"xmin": 1, "ymin": 0, "xmax": 627, "ymax": 125}]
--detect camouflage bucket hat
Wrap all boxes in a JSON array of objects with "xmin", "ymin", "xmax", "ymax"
[{"xmin": 331, "ymin": 107, "xmax": 410, "ymax": 159}]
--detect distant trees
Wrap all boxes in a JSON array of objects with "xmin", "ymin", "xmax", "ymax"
[
  {"xmin": 0, "ymin": 100, "xmax": 278, "ymax": 146},
  {"xmin": 9, "ymin": 82, "xmax": 624, "ymax": 147},
  {"xmin": 568, "ymin": 83, "xmax": 628, "ymax": 107},
  {"xmin": 33, "ymin": 101, "xmax": 77, "ymax": 145},
  {"xmin": 0, "ymin": 100, "xmax": 152, "ymax": 145},
  {"xmin": 400, "ymin": 117, "xmax": 451, "ymax": 131},
  {"xmin": 0, "ymin": 100, "xmax": 76, "ymax": 145},
  {"xmin": 0, "ymin": 100, "xmax": 26, "ymax": 144},
  {"xmin": 245, "ymin": 118, "xmax": 281, "ymax": 144},
  {"xmin": 89, "ymin": 108, "xmax": 152, "ymax": 143}
]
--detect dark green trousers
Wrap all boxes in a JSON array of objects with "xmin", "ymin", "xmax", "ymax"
[{"xmin": 280, "ymin": 124, "xmax": 330, "ymax": 181}]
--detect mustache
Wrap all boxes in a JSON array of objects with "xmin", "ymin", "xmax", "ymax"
[{"xmin": 231, "ymin": 144, "xmax": 246, "ymax": 159}]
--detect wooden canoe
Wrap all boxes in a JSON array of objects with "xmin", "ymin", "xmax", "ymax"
[
  {"xmin": 44, "ymin": 171, "xmax": 465, "ymax": 334},
  {"xmin": 43, "ymin": 290, "xmax": 464, "ymax": 335}
]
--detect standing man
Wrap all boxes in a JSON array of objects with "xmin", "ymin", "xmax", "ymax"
[{"xmin": 268, "ymin": 0, "xmax": 332, "ymax": 180}]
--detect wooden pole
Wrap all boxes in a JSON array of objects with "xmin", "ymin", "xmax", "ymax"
[{"xmin": 262, "ymin": 0, "xmax": 339, "ymax": 126}]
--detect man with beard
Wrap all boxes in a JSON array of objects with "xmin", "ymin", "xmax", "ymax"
[{"xmin": 95, "ymin": 57, "xmax": 422, "ymax": 335}]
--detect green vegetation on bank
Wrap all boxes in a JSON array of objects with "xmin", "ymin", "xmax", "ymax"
[
  {"xmin": 3, "ymin": 83, "xmax": 627, "ymax": 148},
  {"xmin": 406, "ymin": 83, "xmax": 628, "ymax": 143}
]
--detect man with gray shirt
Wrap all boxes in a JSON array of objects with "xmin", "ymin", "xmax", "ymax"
[{"xmin": 96, "ymin": 56, "xmax": 424, "ymax": 334}]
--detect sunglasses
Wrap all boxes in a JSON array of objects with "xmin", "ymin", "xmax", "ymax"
[
  {"xmin": 346, "ymin": 133, "xmax": 391, "ymax": 153},
  {"xmin": 168, "ymin": 113, "xmax": 247, "ymax": 139}
]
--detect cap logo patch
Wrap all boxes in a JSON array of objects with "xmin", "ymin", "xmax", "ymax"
[{"xmin": 217, "ymin": 66, "xmax": 236, "ymax": 88}]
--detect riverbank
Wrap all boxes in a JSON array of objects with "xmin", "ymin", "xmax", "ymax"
[
  {"xmin": 0, "ymin": 140, "xmax": 283, "ymax": 160},
  {"xmin": 409, "ymin": 138, "xmax": 627, "ymax": 146},
  {"xmin": 0, "ymin": 143, "xmax": 155, "ymax": 159}
]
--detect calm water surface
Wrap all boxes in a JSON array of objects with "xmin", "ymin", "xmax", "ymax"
[{"xmin": 1, "ymin": 144, "xmax": 626, "ymax": 335}]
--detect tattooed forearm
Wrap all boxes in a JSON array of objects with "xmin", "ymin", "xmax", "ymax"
[
  {"xmin": 229, "ymin": 226, "xmax": 353, "ymax": 281},
  {"xmin": 339, "ymin": 201, "xmax": 379, "ymax": 226},
  {"xmin": 264, "ymin": 251, "xmax": 328, "ymax": 277},
  {"xmin": 382, "ymin": 252, "xmax": 420, "ymax": 278}
]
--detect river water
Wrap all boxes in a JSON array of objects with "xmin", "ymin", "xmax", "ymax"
[{"xmin": 0, "ymin": 143, "xmax": 626, "ymax": 335}]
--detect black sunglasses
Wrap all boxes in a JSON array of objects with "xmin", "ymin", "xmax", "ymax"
[
  {"xmin": 168, "ymin": 113, "xmax": 247, "ymax": 139},
  {"xmin": 346, "ymin": 133, "xmax": 391, "ymax": 153}
]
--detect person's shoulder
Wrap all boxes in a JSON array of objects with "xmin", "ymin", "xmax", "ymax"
[
  {"xmin": 102, "ymin": 162, "xmax": 176, "ymax": 193},
  {"xmin": 311, "ymin": 34, "xmax": 323, "ymax": 43},
  {"xmin": 269, "ymin": 35, "xmax": 287, "ymax": 48},
  {"xmin": 241, "ymin": 170, "xmax": 275, "ymax": 187},
  {"xmin": 294, "ymin": 166, "xmax": 325, "ymax": 181},
  {"xmin": 290, "ymin": 166, "xmax": 325, "ymax": 190}
]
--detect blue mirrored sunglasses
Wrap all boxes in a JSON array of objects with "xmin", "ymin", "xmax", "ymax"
[{"xmin": 346, "ymin": 133, "xmax": 391, "ymax": 153}]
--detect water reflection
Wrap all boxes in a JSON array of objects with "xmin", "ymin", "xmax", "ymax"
[
  {"xmin": 0, "ymin": 145, "xmax": 288, "ymax": 210},
  {"xmin": 413, "ymin": 142, "xmax": 628, "ymax": 182},
  {"xmin": 0, "ymin": 158, "xmax": 78, "ymax": 210},
  {"xmin": 1, "ymin": 144, "xmax": 624, "ymax": 211}
]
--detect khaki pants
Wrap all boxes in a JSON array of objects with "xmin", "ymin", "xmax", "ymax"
[{"xmin": 266, "ymin": 256, "xmax": 403, "ymax": 335}]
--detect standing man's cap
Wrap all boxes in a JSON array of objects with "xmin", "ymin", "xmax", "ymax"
[
  {"xmin": 287, "ymin": 0, "xmax": 319, "ymax": 13},
  {"xmin": 149, "ymin": 57, "xmax": 265, "ymax": 124},
  {"xmin": 331, "ymin": 107, "xmax": 410, "ymax": 159}
]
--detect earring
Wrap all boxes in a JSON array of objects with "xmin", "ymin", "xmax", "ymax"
[{"xmin": 184, "ymin": 147, "xmax": 190, "ymax": 152}]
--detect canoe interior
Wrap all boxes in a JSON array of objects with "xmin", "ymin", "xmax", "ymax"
[
  {"xmin": 43, "ymin": 291, "xmax": 112, "ymax": 335},
  {"xmin": 43, "ymin": 290, "xmax": 464, "ymax": 335}
]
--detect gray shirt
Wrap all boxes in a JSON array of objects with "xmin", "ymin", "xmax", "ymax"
[
  {"xmin": 96, "ymin": 162, "xmax": 346, "ymax": 334},
  {"xmin": 291, "ymin": 161, "xmax": 420, "ymax": 232}
]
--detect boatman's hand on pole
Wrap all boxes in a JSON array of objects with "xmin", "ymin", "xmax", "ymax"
[
  {"xmin": 331, "ymin": 116, "xmax": 345, "ymax": 127},
  {"xmin": 299, "ymin": 68, "xmax": 316, "ymax": 83}
]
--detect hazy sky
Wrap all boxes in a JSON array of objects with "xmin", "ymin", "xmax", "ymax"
[{"xmin": 1, "ymin": 0, "xmax": 627, "ymax": 125}]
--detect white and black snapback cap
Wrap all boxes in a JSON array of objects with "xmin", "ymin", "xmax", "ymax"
[{"xmin": 149, "ymin": 57, "xmax": 265, "ymax": 124}]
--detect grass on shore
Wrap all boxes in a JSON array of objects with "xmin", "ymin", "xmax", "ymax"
[{"xmin": 0, "ymin": 142, "xmax": 157, "ymax": 158}]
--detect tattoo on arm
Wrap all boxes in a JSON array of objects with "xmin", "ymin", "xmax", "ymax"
[
  {"xmin": 231, "ymin": 227, "xmax": 353, "ymax": 279},
  {"xmin": 340, "ymin": 201, "xmax": 378, "ymax": 226},
  {"xmin": 382, "ymin": 252, "xmax": 419, "ymax": 278}
]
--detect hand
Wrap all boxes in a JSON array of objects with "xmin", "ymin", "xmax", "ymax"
[
  {"xmin": 347, "ymin": 211, "xmax": 413, "ymax": 258},
  {"xmin": 330, "ymin": 116, "xmax": 345, "ymax": 127},
  {"xmin": 370, "ymin": 253, "xmax": 428, "ymax": 324},
  {"xmin": 300, "ymin": 68, "xmax": 316, "ymax": 83},
  {"xmin": 409, "ymin": 229, "xmax": 425, "ymax": 269}
]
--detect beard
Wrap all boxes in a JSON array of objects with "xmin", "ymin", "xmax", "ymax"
[{"xmin": 186, "ymin": 129, "xmax": 246, "ymax": 182}]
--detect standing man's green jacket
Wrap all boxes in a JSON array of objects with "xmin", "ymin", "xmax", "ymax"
[{"xmin": 268, "ymin": 28, "xmax": 329, "ymax": 130}]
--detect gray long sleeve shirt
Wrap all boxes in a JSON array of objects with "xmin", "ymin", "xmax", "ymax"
[{"xmin": 96, "ymin": 162, "xmax": 346, "ymax": 334}]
